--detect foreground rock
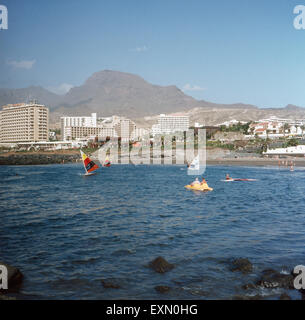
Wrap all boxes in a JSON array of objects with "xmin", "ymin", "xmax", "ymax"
[
  {"xmin": 279, "ymin": 293, "xmax": 292, "ymax": 300},
  {"xmin": 155, "ymin": 285, "xmax": 171, "ymax": 293},
  {"xmin": 149, "ymin": 257, "xmax": 174, "ymax": 274},
  {"xmin": 232, "ymin": 294, "xmax": 263, "ymax": 300},
  {"xmin": 101, "ymin": 279, "xmax": 121, "ymax": 289},
  {"xmin": 242, "ymin": 283, "xmax": 257, "ymax": 290},
  {"xmin": 230, "ymin": 258, "xmax": 253, "ymax": 274},
  {"xmin": 0, "ymin": 293, "xmax": 16, "ymax": 300},
  {"xmin": 256, "ymin": 269, "xmax": 294, "ymax": 289},
  {"xmin": 0, "ymin": 261, "xmax": 23, "ymax": 292}
]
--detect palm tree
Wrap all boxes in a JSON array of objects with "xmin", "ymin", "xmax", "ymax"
[
  {"xmin": 301, "ymin": 125, "xmax": 305, "ymax": 139},
  {"xmin": 266, "ymin": 129, "xmax": 270, "ymax": 140},
  {"xmin": 250, "ymin": 127, "xmax": 255, "ymax": 137},
  {"xmin": 283, "ymin": 123, "xmax": 290, "ymax": 138}
]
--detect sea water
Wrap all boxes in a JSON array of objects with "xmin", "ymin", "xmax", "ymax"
[{"xmin": 0, "ymin": 164, "xmax": 304, "ymax": 299}]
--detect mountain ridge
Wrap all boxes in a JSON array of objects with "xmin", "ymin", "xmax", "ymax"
[{"xmin": 0, "ymin": 70, "xmax": 304, "ymax": 127}]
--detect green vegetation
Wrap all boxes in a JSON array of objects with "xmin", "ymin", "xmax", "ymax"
[
  {"xmin": 282, "ymin": 138, "xmax": 299, "ymax": 148},
  {"xmin": 206, "ymin": 140, "xmax": 235, "ymax": 150},
  {"xmin": 219, "ymin": 122, "xmax": 251, "ymax": 135},
  {"xmin": 82, "ymin": 147, "xmax": 99, "ymax": 154}
]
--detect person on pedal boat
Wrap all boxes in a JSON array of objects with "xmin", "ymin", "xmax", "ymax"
[
  {"xmin": 200, "ymin": 177, "xmax": 210, "ymax": 189},
  {"xmin": 191, "ymin": 177, "xmax": 200, "ymax": 186},
  {"xmin": 201, "ymin": 177, "xmax": 207, "ymax": 184},
  {"xmin": 226, "ymin": 174, "xmax": 232, "ymax": 180}
]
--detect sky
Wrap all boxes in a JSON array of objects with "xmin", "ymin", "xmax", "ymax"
[{"xmin": 0, "ymin": 0, "xmax": 305, "ymax": 108}]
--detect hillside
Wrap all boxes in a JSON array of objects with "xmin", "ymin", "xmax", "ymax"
[{"xmin": 1, "ymin": 70, "xmax": 305, "ymax": 127}]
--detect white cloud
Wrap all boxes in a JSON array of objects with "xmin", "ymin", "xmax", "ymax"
[
  {"xmin": 7, "ymin": 59, "xmax": 36, "ymax": 70},
  {"xmin": 129, "ymin": 45, "xmax": 149, "ymax": 52},
  {"xmin": 47, "ymin": 83, "xmax": 74, "ymax": 95},
  {"xmin": 182, "ymin": 83, "xmax": 206, "ymax": 92}
]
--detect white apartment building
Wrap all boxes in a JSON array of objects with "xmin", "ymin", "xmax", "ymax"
[
  {"xmin": 61, "ymin": 113, "xmax": 145, "ymax": 142},
  {"xmin": 131, "ymin": 127, "xmax": 149, "ymax": 140},
  {"xmin": 0, "ymin": 103, "xmax": 49, "ymax": 143},
  {"xmin": 152, "ymin": 114, "xmax": 190, "ymax": 136},
  {"xmin": 61, "ymin": 113, "xmax": 97, "ymax": 140},
  {"xmin": 98, "ymin": 125, "xmax": 116, "ymax": 139},
  {"xmin": 151, "ymin": 124, "xmax": 162, "ymax": 136},
  {"xmin": 114, "ymin": 119, "xmax": 137, "ymax": 142}
]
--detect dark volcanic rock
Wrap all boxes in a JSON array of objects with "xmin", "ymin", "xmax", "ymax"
[
  {"xmin": 0, "ymin": 154, "xmax": 79, "ymax": 165},
  {"xmin": 149, "ymin": 257, "xmax": 174, "ymax": 274},
  {"xmin": 232, "ymin": 294, "xmax": 263, "ymax": 300},
  {"xmin": 0, "ymin": 261, "xmax": 23, "ymax": 292},
  {"xmin": 0, "ymin": 293, "xmax": 17, "ymax": 300},
  {"xmin": 256, "ymin": 269, "xmax": 294, "ymax": 289},
  {"xmin": 155, "ymin": 285, "xmax": 171, "ymax": 293},
  {"xmin": 101, "ymin": 279, "xmax": 121, "ymax": 289},
  {"xmin": 230, "ymin": 258, "xmax": 253, "ymax": 274},
  {"xmin": 242, "ymin": 283, "xmax": 257, "ymax": 290},
  {"xmin": 279, "ymin": 293, "xmax": 292, "ymax": 300}
]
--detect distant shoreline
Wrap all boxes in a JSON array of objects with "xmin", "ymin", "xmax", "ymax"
[
  {"xmin": 1, "ymin": 151, "xmax": 304, "ymax": 167},
  {"xmin": 0, "ymin": 152, "xmax": 80, "ymax": 166},
  {"xmin": 207, "ymin": 158, "xmax": 305, "ymax": 167}
]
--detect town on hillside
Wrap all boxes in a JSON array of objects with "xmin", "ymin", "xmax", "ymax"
[{"xmin": 1, "ymin": 101, "xmax": 305, "ymax": 162}]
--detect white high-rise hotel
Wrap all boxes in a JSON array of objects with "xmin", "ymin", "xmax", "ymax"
[{"xmin": 152, "ymin": 114, "xmax": 190, "ymax": 136}]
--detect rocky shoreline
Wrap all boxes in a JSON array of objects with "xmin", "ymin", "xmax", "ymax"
[
  {"xmin": 1, "ymin": 257, "xmax": 304, "ymax": 300},
  {"xmin": 1, "ymin": 151, "xmax": 305, "ymax": 167},
  {"xmin": 0, "ymin": 153, "xmax": 80, "ymax": 165}
]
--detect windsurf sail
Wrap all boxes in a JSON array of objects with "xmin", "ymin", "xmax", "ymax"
[
  {"xmin": 187, "ymin": 155, "xmax": 200, "ymax": 173},
  {"xmin": 103, "ymin": 155, "xmax": 111, "ymax": 167},
  {"xmin": 80, "ymin": 150, "xmax": 99, "ymax": 174}
]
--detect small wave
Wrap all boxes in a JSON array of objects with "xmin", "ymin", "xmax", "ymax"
[
  {"xmin": 71, "ymin": 257, "xmax": 99, "ymax": 265},
  {"xmin": 112, "ymin": 249, "xmax": 136, "ymax": 256},
  {"xmin": 1, "ymin": 176, "xmax": 25, "ymax": 182}
]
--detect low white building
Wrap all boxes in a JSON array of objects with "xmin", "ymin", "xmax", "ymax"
[
  {"xmin": 264, "ymin": 145, "xmax": 305, "ymax": 156},
  {"xmin": 16, "ymin": 140, "xmax": 88, "ymax": 151},
  {"xmin": 218, "ymin": 119, "xmax": 248, "ymax": 127},
  {"xmin": 248, "ymin": 116, "xmax": 305, "ymax": 138}
]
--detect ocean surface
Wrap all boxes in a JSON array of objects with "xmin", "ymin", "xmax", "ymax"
[{"xmin": 0, "ymin": 163, "xmax": 305, "ymax": 300}]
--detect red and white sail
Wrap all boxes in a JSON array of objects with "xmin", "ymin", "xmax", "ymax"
[{"xmin": 80, "ymin": 150, "xmax": 99, "ymax": 174}]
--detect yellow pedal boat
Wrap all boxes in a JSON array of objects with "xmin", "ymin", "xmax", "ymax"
[{"xmin": 185, "ymin": 183, "xmax": 213, "ymax": 192}]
